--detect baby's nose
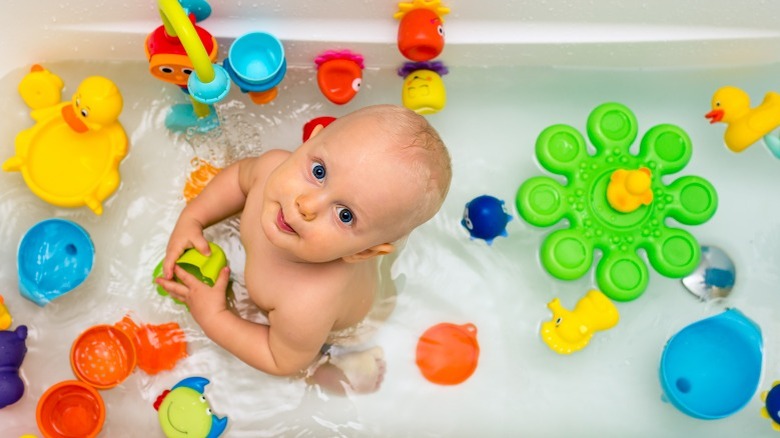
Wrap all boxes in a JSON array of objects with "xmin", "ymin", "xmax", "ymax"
[{"xmin": 296, "ymin": 193, "xmax": 325, "ymax": 221}]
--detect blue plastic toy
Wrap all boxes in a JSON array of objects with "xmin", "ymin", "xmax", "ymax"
[
  {"xmin": 761, "ymin": 381, "xmax": 780, "ymax": 431},
  {"xmin": 0, "ymin": 325, "xmax": 28, "ymax": 408},
  {"xmin": 461, "ymin": 195, "xmax": 512, "ymax": 244},
  {"xmin": 17, "ymin": 218, "xmax": 95, "ymax": 306},
  {"xmin": 659, "ymin": 309, "xmax": 763, "ymax": 420},
  {"xmin": 155, "ymin": 376, "xmax": 228, "ymax": 438}
]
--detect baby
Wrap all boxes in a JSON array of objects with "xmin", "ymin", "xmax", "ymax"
[{"xmin": 156, "ymin": 104, "xmax": 451, "ymax": 394}]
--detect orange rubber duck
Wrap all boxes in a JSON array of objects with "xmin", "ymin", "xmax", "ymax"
[
  {"xmin": 705, "ymin": 86, "xmax": 780, "ymax": 153},
  {"xmin": 606, "ymin": 167, "xmax": 653, "ymax": 213}
]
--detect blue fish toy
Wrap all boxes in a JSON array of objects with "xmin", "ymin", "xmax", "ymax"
[{"xmin": 461, "ymin": 195, "xmax": 512, "ymax": 244}]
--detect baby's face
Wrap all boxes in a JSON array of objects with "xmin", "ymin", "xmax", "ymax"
[{"xmin": 260, "ymin": 119, "xmax": 421, "ymax": 263}]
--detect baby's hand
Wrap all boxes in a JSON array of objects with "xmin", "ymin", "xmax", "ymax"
[
  {"xmin": 162, "ymin": 216, "xmax": 211, "ymax": 280},
  {"xmin": 156, "ymin": 265, "xmax": 231, "ymax": 326}
]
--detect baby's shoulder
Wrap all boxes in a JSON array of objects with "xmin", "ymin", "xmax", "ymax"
[{"xmin": 240, "ymin": 149, "xmax": 290, "ymax": 191}]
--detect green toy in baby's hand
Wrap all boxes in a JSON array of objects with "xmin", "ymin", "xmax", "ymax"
[{"xmin": 153, "ymin": 242, "xmax": 227, "ymax": 306}]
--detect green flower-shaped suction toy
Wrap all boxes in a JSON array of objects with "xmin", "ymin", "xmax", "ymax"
[{"xmin": 516, "ymin": 103, "xmax": 717, "ymax": 301}]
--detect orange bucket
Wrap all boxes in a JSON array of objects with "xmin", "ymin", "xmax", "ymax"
[
  {"xmin": 70, "ymin": 324, "xmax": 136, "ymax": 389},
  {"xmin": 416, "ymin": 322, "xmax": 479, "ymax": 385},
  {"xmin": 36, "ymin": 380, "xmax": 105, "ymax": 438}
]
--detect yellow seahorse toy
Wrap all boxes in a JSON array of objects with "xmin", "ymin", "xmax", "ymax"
[{"xmin": 540, "ymin": 289, "xmax": 619, "ymax": 354}]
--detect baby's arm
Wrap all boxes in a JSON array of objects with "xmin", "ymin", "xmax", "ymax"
[
  {"xmin": 162, "ymin": 265, "xmax": 334, "ymax": 375},
  {"xmin": 161, "ymin": 158, "xmax": 257, "ymax": 279}
]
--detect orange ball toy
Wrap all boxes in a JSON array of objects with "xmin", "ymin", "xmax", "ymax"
[{"xmin": 416, "ymin": 322, "xmax": 479, "ymax": 385}]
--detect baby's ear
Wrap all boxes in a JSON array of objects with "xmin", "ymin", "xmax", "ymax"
[{"xmin": 343, "ymin": 243, "xmax": 395, "ymax": 263}]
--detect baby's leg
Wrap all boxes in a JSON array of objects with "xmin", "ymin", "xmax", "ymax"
[{"xmin": 308, "ymin": 347, "xmax": 385, "ymax": 395}]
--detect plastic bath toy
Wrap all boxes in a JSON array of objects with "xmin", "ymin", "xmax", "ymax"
[
  {"xmin": 145, "ymin": 13, "xmax": 217, "ymax": 89},
  {"xmin": 540, "ymin": 290, "xmax": 619, "ymax": 354},
  {"xmin": 761, "ymin": 381, "xmax": 780, "ymax": 431},
  {"xmin": 114, "ymin": 315, "xmax": 187, "ymax": 375},
  {"xmin": 394, "ymin": 0, "xmax": 450, "ymax": 62},
  {"xmin": 516, "ymin": 102, "xmax": 718, "ymax": 301},
  {"xmin": 659, "ymin": 308, "xmax": 762, "ymax": 420},
  {"xmin": 315, "ymin": 50, "xmax": 364, "ymax": 105},
  {"xmin": 155, "ymin": 376, "xmax": 228, "ymax": 438},
  {"xmin": 17, "ymin": 218, "xmax": 95, "ymax": 306},
  {"xmin": 706, "ymin": 86, "xmax": 780, "ymax": 154},
  {"xmin": 461, "ymin": 194, "xmax": 512, "ymax": 244},
  {"xmin": 71, "ymin": 324, "xmax": 137, "ymax": 389},
  {"xmin": 3, "ymin": 65, "xmax": 128, "ymax": 215},
  {"xmin": 303, "ymin": 116, "xmax": 336, "ymax": 142},
  {"xmin": 36, "ymin": 380, "xmax": 105, "ymax": 438},
  {"xmin": 149, "ymin": 0, "xmax": 230, "ymax": 131},
  {"xmin": 681, "ymin": 245, "xmax": 736, "ymax": 301},
  {"xmin": 0, "ymin": 325, "xmax": 27, "ymax": 409},
  {"xmin": 416, "ymin": 323, "xmax": 479, "ymax": 385},
  {"xmin": 0, "ymin": 295, "xmax": 11, "ymax": 330},
  {"xmin": 606, "ymin": 167, "xmax": 654, "ymax": 213},
  {"xmin": 184, "ymin": 159, "xmax": 221, "ymax": 203},
  {"xmin": 224, "ymin": 32, "xmax": 286, "ymax": 105},
  {"xmin": 154, "ymin": 242, "xmax": 228, "ymax": 306},
  {"xmin": 398, "ymin": 61, "xmax": 448, "ymax": 115}
]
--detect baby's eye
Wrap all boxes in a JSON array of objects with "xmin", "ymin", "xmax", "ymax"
[
  {"xmin": 311, "ymin": 163, "xmax": 326, "ymax": 181},
  {"xmin": 337, "ymin": 207, "xmax": 353, "ymax": 224}
]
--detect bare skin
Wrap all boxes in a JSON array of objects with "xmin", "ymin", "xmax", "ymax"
[{"xmin": 156, "ymin": 106, "xmax": 443, "ymax": 392}]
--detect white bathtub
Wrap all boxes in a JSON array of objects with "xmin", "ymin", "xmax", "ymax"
[{"xmin": 2, "ymin": 1, "xmax": 780, "ymax": 436}]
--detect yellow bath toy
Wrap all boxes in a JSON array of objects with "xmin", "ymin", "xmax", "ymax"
[
  {"xmin": 17, "ymin": 64, "xmax": 64, "ymax": 110},
  {"xmin": 0, "ymin": 295, "xmax": 11, "ymax": 330},
  {"xmin": 398, "ymin": 61, "xmax": 447, "ymax": 115},
  {"xmin": 3, "ymin": 65, "xmax": 128, "ymax": 215},
  {"xmin": 540, "ymin": 289, "xmax": 619, "ymax": 354},
  {"xmin": 606, "ymin": 167, "xmax": 653, "ymax": 213},
  {"xmin": 705, "ymin": 86, "xmax": 780, "ymax": 153}
]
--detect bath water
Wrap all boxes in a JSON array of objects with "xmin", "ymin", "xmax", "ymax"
[{"xmin": 1, "ymin": 59, "xmax": 779, "ymax": 437}]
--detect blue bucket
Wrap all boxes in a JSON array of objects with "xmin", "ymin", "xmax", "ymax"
[
  {"xmin": 659, "ymin": 309, "xmax": 763, "ymax": 419},
  {"xmin": 227, "ymin": 32, "xmax": 285, "ymax": 85},
  {"xmin": 17, "ymin": 218, "xmax": 95, "ymax": 306}
]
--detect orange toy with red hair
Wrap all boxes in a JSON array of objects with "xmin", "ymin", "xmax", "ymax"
[{"xmin": 145, "ymin": 14, "xmax": 218, "ymax": 89}]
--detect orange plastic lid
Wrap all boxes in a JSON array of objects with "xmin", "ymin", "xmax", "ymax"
[
  {"xmin": 70, "ymin": 325, "xmax": 136, "ymax": 389},
  {"xmin": 416, "ymin": 322, "xmax": 480, "ymax": 385},
  {"xmin": 36, "ymin": 380, "xmax": 105, "ymax": 438},
  {"xmin": 114, "ymin": 316, "xmax": 187, "ymax": 375}
]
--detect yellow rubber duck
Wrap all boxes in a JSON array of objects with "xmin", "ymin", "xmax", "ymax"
[
  {"xmin": 606, "ymin": 167, "xmax": 653, "ymax": 213},
  {"xmin": 0, "ymin": 294, "xmax": 11, "ymax": 331},
  {"xmin": 540, "ymin": 290, "xmax": 619, "ymax": 354},
  {"xmin": 705, "ymin": 86, "xmax": 780, "ymax": 153},
  {"xmin": 3, "ymin": 65, "xmax": 128, "ymax": 215}
]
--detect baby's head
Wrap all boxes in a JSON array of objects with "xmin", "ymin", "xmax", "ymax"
[
  {"xmin": 271, "ymin": 104, "xmax": 451, "ymax": 263},
  {"xmin": 331, "ymin": 104, "xmax": 451, "ymax": 243}
]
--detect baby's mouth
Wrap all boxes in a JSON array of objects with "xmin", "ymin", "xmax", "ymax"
[{"xmin": 277, "ymin": 209, "xmax": 296, "ymax": 234}]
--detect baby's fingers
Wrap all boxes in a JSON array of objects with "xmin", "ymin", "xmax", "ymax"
[
  {"xmin": 214, "ymin": 267, "xmax": 231, "ymax": 291},
  {"xmin": 155, "ymin": 276, "xmax": 188, "ymax": 300},
  {"xmin": 173, "ymin": 265, "xmax": 201, "ymax": 288}
]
